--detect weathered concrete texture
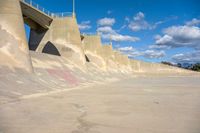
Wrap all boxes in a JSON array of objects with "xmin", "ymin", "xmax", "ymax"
[
  {"xmin": 98, "ymin": 44, "xmax": 119, "ymax": 71},
  {"xmin": 0, "ymin": 75, "xmax": 200, "ymax": 133},
  {"xmin": 82, "ymin": 35, "xmax": 106, "ymax": 69},
  {"xmin": 30, "ymin": 17, "xmax": 86, "ymax": 65},
  {"xmin": 113, "ymin": 51, "xmax": 132, "ymax": 72},
  {"xmin": 0, "ymin": 0, "xmax": 33, "ymax": 72},
  {"xmin": 82, "ymin": 35, "xmax": 130, "ymax": 72},
  {"xmin": 130, "ymin": 60, "xmax": 194, "ymax": 74}
]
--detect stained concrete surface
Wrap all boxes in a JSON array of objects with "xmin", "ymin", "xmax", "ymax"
[{"xmin": 0, "ymin": 76, "xmax": 200, "ymax": 133}]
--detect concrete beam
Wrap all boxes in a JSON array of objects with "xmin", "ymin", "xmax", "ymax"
[{"xmin": 20, "ymin": 1, "xmax": 53, "ymax": 29}]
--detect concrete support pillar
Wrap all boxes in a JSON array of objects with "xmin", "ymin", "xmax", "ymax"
[
  {"xmin": 31, "ymin": 17, "xmax": 86, "ymax": 65},
  {"xmin": 0, "ymin": 0, "xmax": 33, "ymax": 72},
  {"xmin": 82, "ymin": 35, "xmax": 106, "ymax": 69}
]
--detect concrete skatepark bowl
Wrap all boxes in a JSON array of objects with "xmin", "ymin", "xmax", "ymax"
[{"xmin": 0, "ymin": 0, "xmax": 200, "ymax": 133}]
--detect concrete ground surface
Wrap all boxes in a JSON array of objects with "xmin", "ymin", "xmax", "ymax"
[{"xmin": 0, "ymin": 76, "xmax": 200, "ymax": 133}]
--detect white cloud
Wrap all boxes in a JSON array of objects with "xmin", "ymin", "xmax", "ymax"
[
  {"xmin": 117, "ymin": 46, "xmax": 165, "ymax": 59},
  {"xmin": 96, "ymin": 16, "xmax": 140, "ymax": 42},
  {"xmin": 118, "ymin": 46, "xmax": 134, "ymax": 51},
  {"xmin": 142, "ymin": 50, "xmax": 165, "ymax": 59},
  {"xmin": 128, "ymin": 12, "xmax": 150, "ymax": 31},
  {"xmin": 101, "ymin": 33, "xmax": 140, "ymax": 42},
  {"xmin": 78, "ymin": 21, "xmax": 91, "ymax": 30},
  {"xmin": 150, "ymin": 20, "xmax": 200, "ymax": 63},
  {"xmin": 117, "ymin": 46, "xmax": 142, "ymax": 57},
  {"xmin": 155, "ymin": 35, "xmax": 173, "ymax": 45},
  {"xmin": 110, "ymin": 34, "xmax": 139, "ymax": 42},
  {"xmin": 164, "ymin": 25, "xmax": 200, "ymax": 40},
  {"xmin": 149, "ymin": 44, "xmax": 170, "ymax": 50},
  {"xmin": 186, "ymin": 18, "xmax": 200, "ymax": 26},
  {"xmin": 151, "ymin": 25, "xmax": 200, "ymax": 50},
  {"xmin": 97, "ymin": 18, "xmax": 116, "ymax": 26},
  {"xmin": 97, "ymin": 26, "xmax": 140, "ymax": 42},
  {"xmin": 154, "ymin": 34, "xmax": 162, "ymax": 40},
  {"xmin": 172, "ymin": 51, "xmax": 200, "ymax": 63},
  {"xmin": 128, "ymin": 12, "xmax": 163, "ymax": 31},
  {"xmin": 134, "ymin": 12, "xmax": 145, "ymax": 21},
  {"xmin": 97, "ymin": 26, "xmax": 116, "ymax": 34}
]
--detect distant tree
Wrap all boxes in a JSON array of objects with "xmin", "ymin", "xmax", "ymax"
[
  {"xmin": 177, "ymin": 63, "xmax": 182, "ymax": 68},
  {"xmin": 191, "ymin": 63, "xmax": 200, "ymax": 72},
  {"xmin": 161, "ymin": 61, "xmax": 174, "ymax": 66}
]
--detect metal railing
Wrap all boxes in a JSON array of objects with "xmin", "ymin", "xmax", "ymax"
[
  {"xmin": 51, "ymin": 12, "xmax": 74, "ymax": 18},
  {"xmin": 21, "ymin": 0, "xmax": 73, "ymax": 18}
]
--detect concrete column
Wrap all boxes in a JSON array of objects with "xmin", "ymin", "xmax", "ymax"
[
  {"xmin": 0, "ymin": 0, "xmax": 33, "ymax": 72},
  {"xmin": 82, "ymin": 35, "xmax": 106, "ymax": 69},
  {"xmin": 33, "ymin": 17, "xmax": 86, "ymax": 65}
]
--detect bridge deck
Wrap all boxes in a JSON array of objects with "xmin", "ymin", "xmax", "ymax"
[{"xmin": 20, "ymin": 1, "xmax": 53, "ymax": 29}]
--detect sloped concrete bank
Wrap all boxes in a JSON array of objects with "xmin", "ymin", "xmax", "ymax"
[{"xmin": 0, "ymin": 51, "xmax": 132, "ymax": 105}]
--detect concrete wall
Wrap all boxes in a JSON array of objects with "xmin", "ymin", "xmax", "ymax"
[
  {"xmin": 29, "ymin": 17, "xmax": 86, "ymax": 65},
  {"xmin": 130, "ymin": 59, "xmax": 193, "ymax": 74},
  {"xmin": 0, "ymin": 0, "xmax": 33, "ymax": 72},
  {"xmin": 99, "ymin": 44, "xmax": 115, "ymax": 61},
  {"xmin": 82, "ymin": 35, "xmax": 102, "ymax": 53},
  {"xmin": 82, "ymin": 35, "xmax": 132, "ymax": 72},
  {"xmin": 82, "ymin": 35, "xmax": 106, "ymax": 69},
  {"xmin": 99, "ymin": 44, "xmax": 120, "ymax": 71},
  {"xmin": 113, "ymin": 51, "xmax": 132, "ymax": 72}
]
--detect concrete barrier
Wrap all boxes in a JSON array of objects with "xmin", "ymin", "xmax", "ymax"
[
  {"xmin": 0, "ymin": 0, "xmax": 33, "ymax": 72},
  {"xmin": 98, "ymin": 44, "xmax": 119, "ymax": 71},
  {"xmin": 30, "ymin": 17, "xmax": 86, "ymax": 65},
  {"xmin": 130, "ymin": 59, "xmax": 193, "ymax": 74},
  {"xmin": 82, "ymin": 35, "xmax": 131, "ymax": 72},
  {"xmin": 113, "ymin": 51, "xmax": 132, "ymax": 72},
  {"xmin": 82, "ymin": 35, "xmax": 106, "ymax": 69}
]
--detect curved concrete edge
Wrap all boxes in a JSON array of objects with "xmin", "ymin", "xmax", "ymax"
[
  {"xmin": 30, "ymin": 17, "xmax": 86, "ymax": 65},
  {"xmin": 0, "ymin": 0, "xmax": 33, "ymax": 72},
  {"xmin": 84, "ymin": 51, "xmax": 107, "ymax": 70}
]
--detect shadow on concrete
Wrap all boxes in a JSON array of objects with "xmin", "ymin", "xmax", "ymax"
[
  {"xmin": 28, "ymin": 28, "xmax": 47, "ymax": 51},
  {"xmin": 85, "ymin": 55, "xmax": 90, "ymax": 62},
  {"xmin": 42, "ymin": 41, "xmax": 61, "ymax": 56}
]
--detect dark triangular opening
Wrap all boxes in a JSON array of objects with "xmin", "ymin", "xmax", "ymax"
[{"xmin": 42, "ymin": 41, "xmax": 61, "ymax": 56}]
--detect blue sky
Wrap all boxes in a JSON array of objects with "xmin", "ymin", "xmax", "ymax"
[{"xmin": 26, "ymin": 0, "xmax": 200, "ymax": 63}]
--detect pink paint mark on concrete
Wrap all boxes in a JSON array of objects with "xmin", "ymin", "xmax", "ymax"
[{"xmin": 47, "ymin": 69, "xmax": 79, "ymax": 86}]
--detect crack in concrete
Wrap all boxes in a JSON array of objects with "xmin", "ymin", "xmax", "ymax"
[{"xmin": 71, "ymin": 103, "xmax": 99, "ymax": 133}]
